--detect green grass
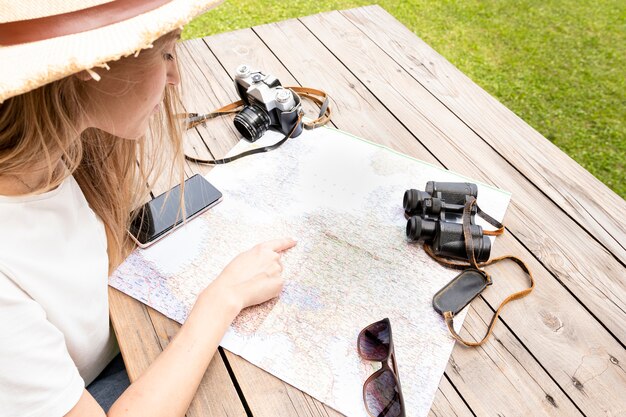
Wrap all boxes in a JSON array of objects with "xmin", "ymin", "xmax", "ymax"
[{"xmin": 184, "ymin": 0, "xmax": 626, "ymax": 199}]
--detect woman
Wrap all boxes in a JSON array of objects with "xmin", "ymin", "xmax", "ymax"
[{"xmin": 0, "ymin": 1, "xmax": 296, "ymax": 416}]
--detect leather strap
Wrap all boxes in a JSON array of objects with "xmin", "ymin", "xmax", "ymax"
[
  {"xmin": 0, "ymin": 0, "xmax": 172, "ymax": 46},
  {"xmin": 286, "ymin": 86, "xmax": 332, "ymax": 128},
  {"xmin": 463, "ymin": 198, "xmax": 479, "ymax": 268},
  {"xmin": 182, "ymin": 86, "xmax": 331, "ymax": 165},
  {"xmin": 185, "ymin": 112, "xmax": 304, "ymax": 165},
  {"xmin": 183, "ymin": 100, "xmax": 244, "ymax": 130},
  {"xmin": 403, "ymin": 198, "xmax": 504, "ymax": 237},
  {"xmin": 443, "ymin": 255, "xmax": 534, "ymax": 347},
  {"xmin": 183, "ymin": 86, "xmax": 331, "ymax": 131},
  {"xmin": 425, "ymin": 197, "xmax": 534, "ymax": 347},
  {"xmin": 478, "ymin": 205, "xmax": 505, "ymax": 236}
]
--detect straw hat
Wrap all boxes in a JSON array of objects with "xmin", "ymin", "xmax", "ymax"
[{"xmin": 0, "ymin": 0, "xmax": 222, "ymax": 103}]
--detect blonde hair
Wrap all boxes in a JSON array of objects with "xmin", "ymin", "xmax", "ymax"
[{"xmin": 0, "ymin": 33, "xmax": 185, "ymax": 273}]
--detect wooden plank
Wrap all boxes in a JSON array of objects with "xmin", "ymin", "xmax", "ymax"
[
  {"xmin": 224, "ymin": 350, "xmax": 343, "ymax": 417},
  {"xmin": 428, "ymin": 376, "xmax": 474, "ymax": 417},
  {"xmin": 341, "ymin": 5, "xmax": 626, "ymax": 263},
  {"xmin": 147, "ymin": 309, "xmax": 247, "ymax": 416},
  {"xmin": 462, "ymin": 206, "xmax": 626, "ymax": 416},
  {"xmin": 201, "ymin": 33, "xmax": 442, "ymax": 167},
  {"xmin": 296, "ymin": 10, "xmax": 626, "ymax": 344},
  {"xmin": 447, "ymin": 298, "xmax": 583, "ymax": 417},
  {"xmin": 209, "ymin": 18, "xmax": 626, "ymax": 416},
  {"xmin": 178, "ymin": 41, "xmax": 243, "ymax": 163},
  {"xmin": 110, "ymin": 285, "xmax": 246, "ymax": 416},
  {"xmin": 108, "ymin": 287, "xmax": 162, "ymax": 382}
]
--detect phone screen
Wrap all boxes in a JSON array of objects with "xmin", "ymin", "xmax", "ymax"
[{"xmin": 129, "ymin": 174, "xmax": 223, "ymax": 247}]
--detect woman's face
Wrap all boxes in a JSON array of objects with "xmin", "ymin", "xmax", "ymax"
[{"xmin": 81, "ymin": 32, "xmax": 181, "ymax": 139}]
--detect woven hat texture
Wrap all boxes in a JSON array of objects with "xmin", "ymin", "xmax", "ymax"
[{"xmin": 0, "ymin": 0, "xmax": 221, "ymax": 102}]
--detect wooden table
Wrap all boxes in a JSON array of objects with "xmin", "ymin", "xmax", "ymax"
[{"xmin": 109, "ymin": 6, "xmax": 626, "ymax": 416}]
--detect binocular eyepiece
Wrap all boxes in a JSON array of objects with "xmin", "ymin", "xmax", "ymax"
[
  {"xmin": 403, "ymin": 181, "xmax": 478, "ymax": 220},
  {"xmin": 404, "ymin": 181, "xmax": 491, "ymax": 262}
]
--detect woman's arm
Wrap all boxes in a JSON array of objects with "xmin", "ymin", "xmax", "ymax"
[{"xmin": 66, "ymin": 238, "xmax": 296, "ymax": 417}]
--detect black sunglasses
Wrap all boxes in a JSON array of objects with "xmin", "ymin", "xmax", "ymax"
[{"xmin": 357, "ymin": 318, "xmax": 406, "ymax": 417}]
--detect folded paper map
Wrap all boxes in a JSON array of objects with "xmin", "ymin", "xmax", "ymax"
[{"xmin": 110, "ymin": 126, "xmax": 511, "ymax": 416}]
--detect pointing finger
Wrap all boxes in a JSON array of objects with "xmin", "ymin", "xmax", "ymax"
[{"xmin": 263, "ymin": 238, "xmax": 297, "ymax": 253}]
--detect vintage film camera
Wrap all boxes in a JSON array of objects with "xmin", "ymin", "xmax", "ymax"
[
  {"xmin": 233, "ymin": 64, "xmax": 304, "ymax": 142},
  {"xmin": 404, "ymin": 181, "xmax": 491, "ymax": 262}
]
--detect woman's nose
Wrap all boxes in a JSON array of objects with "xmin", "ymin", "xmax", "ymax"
[{"xmin": 167, "ymin": 63, "xmax": 180, "ymax": 86}]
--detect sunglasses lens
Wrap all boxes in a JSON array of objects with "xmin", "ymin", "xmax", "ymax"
[
  {"xmin": 364, "ymin": 369, "xmax": 403, "ymax": 417},
  {"xmin": 358, "ymin": 319, "xmax": 391, "ymax": 361}
]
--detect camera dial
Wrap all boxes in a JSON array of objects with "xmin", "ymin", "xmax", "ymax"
[
  {"xmin": 235, "ymin": 64, "xmax": 251, "ymax": 79},
  {"xmin": 275, "ymin": 89, "xmax": 296, "ymax": 112},
  {"xmin": 276, "ymin": 89, "xmax": 291, "ymax": 103}
]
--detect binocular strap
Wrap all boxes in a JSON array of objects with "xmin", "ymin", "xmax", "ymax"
[{"xmin": 426, "ymin": 197, "xmax": 535, "ymax": 347}]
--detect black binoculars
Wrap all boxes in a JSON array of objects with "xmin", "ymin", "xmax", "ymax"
[{"xmin": 404, "ymin": 181, "xmax": 491, "ymax": 262}]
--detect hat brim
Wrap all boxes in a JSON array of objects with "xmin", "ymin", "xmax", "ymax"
[{"xmin": 0, "ymin": 0, "xmax": 222, "ymax": 103}]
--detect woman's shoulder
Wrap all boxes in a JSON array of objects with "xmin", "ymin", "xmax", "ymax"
[
  {"xmin": 0, "ymin": 174, "xmax": 73, "ymax": 203},
  {"xmin": 0, "ymin": 174, "xmax": 108, "ymax": 281}
]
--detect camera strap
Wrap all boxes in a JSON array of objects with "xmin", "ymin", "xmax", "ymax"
[
  {"xmin": 425, "ymin": 197, "xmax": 535, "ymax": 347},
  {"xmin": 180, "ymin": 87, "xmax": 331, "ymax": 165}
]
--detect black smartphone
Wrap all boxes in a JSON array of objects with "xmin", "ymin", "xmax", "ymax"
[{"xmin": 129, "ymin": 174, "xmax": 223, "ymax": 248}]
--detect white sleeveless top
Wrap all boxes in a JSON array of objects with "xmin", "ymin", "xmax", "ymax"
[{"xmin": 0, "ymin": 175, "xmax": 118, "ymax": 417}]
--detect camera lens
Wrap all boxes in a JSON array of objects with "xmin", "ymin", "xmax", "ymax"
[{"xmin": 234, "ymin": 105, "xmax": 271, "ymax": 142}]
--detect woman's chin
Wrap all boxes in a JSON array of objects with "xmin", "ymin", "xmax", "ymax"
[
  {"xmin": 118, "ymin": 118, "xmax": 152, "ymax": 140},
  {"xmin": 94, "ymin": 114, "xmax": 151, "ymax": 140},
  {"xmin": 113, "ymin": 126, "xmax": 147, "ymax": 141}
]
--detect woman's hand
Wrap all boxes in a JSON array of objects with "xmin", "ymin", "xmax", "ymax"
[
  {"xmin": 202, "ymin": 238, "xmax": 297, "ymax": 312},
  {"xmin": 88, "ymin": 238, "xmax": 296, "ymax": 417}
]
